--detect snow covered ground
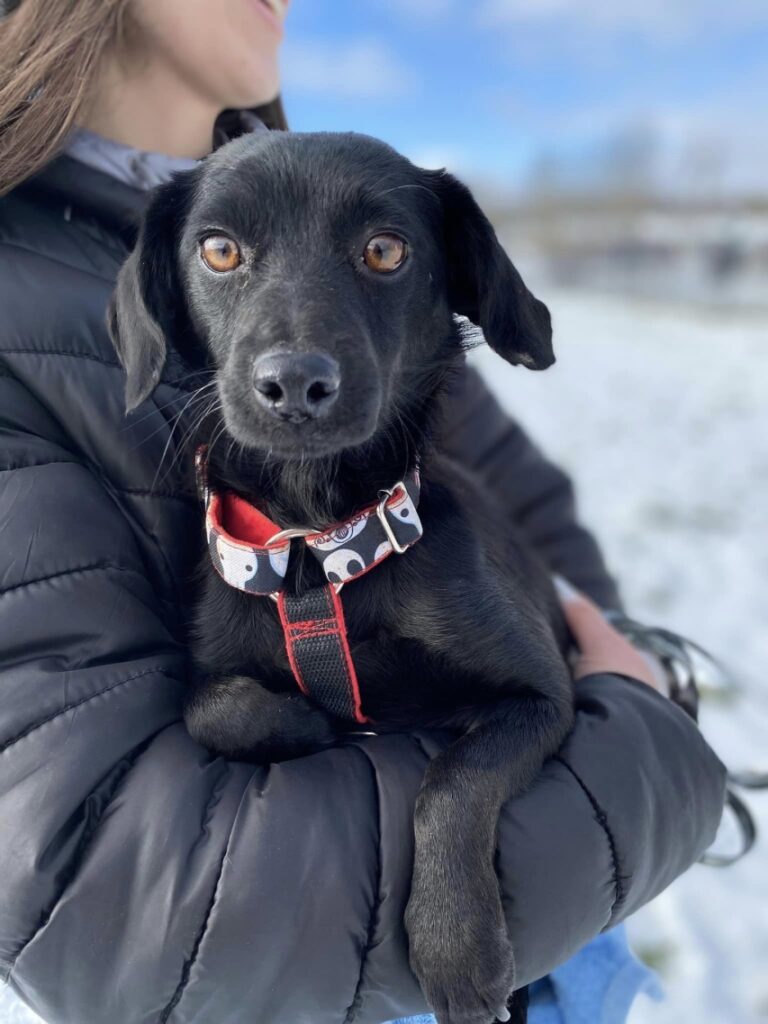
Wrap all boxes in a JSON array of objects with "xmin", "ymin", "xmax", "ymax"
[
  {"xmin": 472, "ymin": 290, "xmax": 768, "ymax": 1024},
  {"xmin": 2, "ymin": 290, "xmax": 766, "ymax": 1023}
]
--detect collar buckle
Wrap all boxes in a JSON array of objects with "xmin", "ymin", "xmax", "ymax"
[
  {"xmin": 265, "ymin": 526, "xmax": 345, "ymax": 601},
  {"xmin": 376, "ymin": 481, "xmax": 410, "ymax": 555}
]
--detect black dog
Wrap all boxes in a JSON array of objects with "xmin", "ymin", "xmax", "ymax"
[{"xmin": 109, "ymin": 131, "xmax": 575, "ymax": 1024}]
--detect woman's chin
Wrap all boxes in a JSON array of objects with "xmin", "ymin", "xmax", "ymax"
[{"xmin": 229, "ymin": 70, "xmax": 281, "ymax": 112}]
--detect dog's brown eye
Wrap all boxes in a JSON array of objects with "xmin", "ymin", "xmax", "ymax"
[
  {"xmin": 201, "ymin": 235, "xmax": 242, "ymax": 273},
  {"xmin": 363, "ymin": 234, "xmax": 407, "ymax": 273}
]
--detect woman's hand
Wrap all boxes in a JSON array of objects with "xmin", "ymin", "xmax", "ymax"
[{"xmin": 554, "ymin": 575, "xmax": 666, "ymax": 692}]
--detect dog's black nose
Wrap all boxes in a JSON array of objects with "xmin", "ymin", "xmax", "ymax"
[{"xmin": 252, "ymin": 351, "xmax": 341, "ymax": 422}]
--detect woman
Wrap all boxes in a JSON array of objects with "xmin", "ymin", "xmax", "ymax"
[{"xmin": 0, "ymin": 2, "xmax": 725, "ymax": 1023}]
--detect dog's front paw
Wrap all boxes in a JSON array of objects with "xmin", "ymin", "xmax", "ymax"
[
  {"xmin": 184, "ymin": 676, "xmax": 339, "ymax": 762},
  {"xmin": 405, "ymin": 882, "xmax": 516, "ymax": 1024}
]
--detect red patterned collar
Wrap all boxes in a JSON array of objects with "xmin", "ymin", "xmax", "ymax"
[{"xmin": 196, "ymin": 446, "xmax": 423, "ymax": 598}]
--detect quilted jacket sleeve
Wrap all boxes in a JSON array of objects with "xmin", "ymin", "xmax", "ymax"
[
  {"xmin": 440, "ymin": 365, "xmax": 622, "ymax": 609},
  {"xmin": 0, "ymin": 235, "xmax": 725, "ymax": 1024}
]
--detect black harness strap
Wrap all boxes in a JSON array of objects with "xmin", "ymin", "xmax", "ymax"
[{"xmin": 277, "ymin": 584, "xmax": 368, "ymax": 724}]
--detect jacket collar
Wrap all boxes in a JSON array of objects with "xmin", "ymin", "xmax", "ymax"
[
  {"xmin": 13, "ymin": 154, "xmax": 147, "ymax": 249},
  {"xmin": 11, "ymin": 111, "xmax": 270, "ymax": 249}
]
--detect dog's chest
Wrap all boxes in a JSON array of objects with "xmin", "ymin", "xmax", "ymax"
[
  {"xmin": 224, "ymin": 523, "xmax": 498, "ymax": 727},
  {"xmin": 194, "ymin": 466, "xmax": 551, "ymax": 729}
]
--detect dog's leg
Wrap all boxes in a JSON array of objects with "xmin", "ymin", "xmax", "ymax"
[
  {"xmin": 405, "ymin": 690, "xmax": 572, "ymax": 1024},
  {"xmin": 183, "ymin": 675, "xmax": 339, "ymax": 762}
]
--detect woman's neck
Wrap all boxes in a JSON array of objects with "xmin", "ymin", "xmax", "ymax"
[{"xmin": 78, "ymin": 52, "xmax": 219, "ymax": 158}]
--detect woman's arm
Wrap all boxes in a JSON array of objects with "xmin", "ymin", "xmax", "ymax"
[
  {"xmin": 0, "ymin": 372, "xmax": 726, "ymax": 1024},
  {"xmin": 495, "ymin": 671, "xmax": 725, "ymax": 986},
  {"xmin": 440, "ymin": 363, "xmax": 622, "ymax": 609}
]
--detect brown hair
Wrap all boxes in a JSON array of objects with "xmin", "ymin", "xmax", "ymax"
[{"xmin": 0, "ymin": 0, "xmax": 288, "ymax": 197}]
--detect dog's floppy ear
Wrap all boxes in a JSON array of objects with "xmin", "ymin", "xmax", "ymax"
[
  {"xmin": 425, "ymin": 169, "xmax": 554, "ymax": 370},
  {"xmin": 108, "ymin": 171, "xmax": 198, "ymax": 411}
]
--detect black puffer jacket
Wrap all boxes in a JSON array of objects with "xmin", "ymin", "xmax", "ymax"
[{"xmin": 0, "ymin": 155, "xmax": 726, "ymax": 1024}]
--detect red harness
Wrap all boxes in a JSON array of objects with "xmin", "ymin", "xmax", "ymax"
[{"xmin": 196, "ymin": 447, "xmax": 423, "ymax": 724}]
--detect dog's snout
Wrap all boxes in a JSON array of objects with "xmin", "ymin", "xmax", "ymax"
[{"xmin": 252, "ymin": 351, "xmax": 341, "ymax": 423}]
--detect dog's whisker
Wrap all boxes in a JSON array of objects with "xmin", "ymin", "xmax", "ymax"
[
  {"xmin": 170, "ymin": 399, "xmax": 224, "ymax": 471},
  {"xmin": 371, "ymin": 183, "xmax": 441, "ymax": 205},
  {"xmin": 162, "ymin": 399, "xmax": 219, "ymax": 464},
  {"xmin": 124, "ymin": 400, "xmax": 202, "ymax": 451},
  {"xmin": 120, "ymin": 381, "xmax": 215, "ymax": 435},
  {"xmin": 129, "ymin": 385, "xmax": 219, "ymax": 449},
  {"xmin": 207, "ymin": 418, "xmax": 231, "ymax": 461},
  {"xmin": 120, "ymin": 378, "xmax": 218, "ymax": 432},
  {"xmin": 146, "ymin": 380, "xmax": 217, "ymax": 432},
  {"xmin": 151, "ymin": 390, "xmax": 222, "ymax": 491}
]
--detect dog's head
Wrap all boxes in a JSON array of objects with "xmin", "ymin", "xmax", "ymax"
[{"xmin": 109, "ymin": 131, "xmax": 553, "ymax": 458}]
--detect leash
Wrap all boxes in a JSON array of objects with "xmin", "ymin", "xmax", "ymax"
[
  {"xmin": 195, "ymin": 446, "xmax": 423, "ymax": 724},
  {"xmin": 608, "ymin": 611, "xmax": 766, "ymax": 867}
]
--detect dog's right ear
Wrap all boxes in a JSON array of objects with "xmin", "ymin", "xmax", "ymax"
[
  {"xmin": 422, "ymin": 168, "xmax": 554, "ymax": 371},
  {"xmin": 108, "ymin": 171, "xmax": 197, "ymax": 411}
]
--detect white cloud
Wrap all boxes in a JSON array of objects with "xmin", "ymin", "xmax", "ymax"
[
  {"xmin": 479, "ymin": 0, "xmax": 768, "ymax": 43},
  {"xmin": 281, "ymin": 38, "xmax": 418, "ymax": 99},
  {"xmin": 502, "ymin": 74, "xmax": 768, "ymax": 195}
]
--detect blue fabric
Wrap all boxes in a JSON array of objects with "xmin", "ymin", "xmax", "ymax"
[{"xmin": 385, "ymin": 925, "xmax": 662, "ymax": 1024}]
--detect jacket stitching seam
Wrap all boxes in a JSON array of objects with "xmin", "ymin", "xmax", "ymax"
[
  {"xmin": 343, "ymin": 746, "xmax": 384, "ymax": 1024},
  {"xmin": 0, "ymin": 347, "xmax": 196, "ymax": 391},
  {"xmin": 410, "ymin": 734, "xmax": 433, "ymax": 762},
  {"xmin": 4, "ymin": 729, "xmax": 170, "ymax": 982},
  {"xmin": 95, "ymin": 472, "xmax": 196, "ymax": 605},
  {"xmin": 1, "ymin": 346, "xmax": 121, "ymax": 369},
  {"xmin": 472, "ymin": 425, "xmax": 528, "ymax": 474},
  {"xmin": 0, "ymin": 459, "xmax": 81, "ymax": 474},
  {"xmin": 0, "ymin": 666, "xmax": 179, "ymax": 757},
  {"xmin": 554, "ymin": 755, "xmax": 627, "ymax": 917},
  {"xmin": 0, "ymin": 240, "xmax": 121, "ymax": 284},
  {"xmin": 157, "ymin": 765, "xmax": 258, "ymax": 1024},
  {"xmin": 0, "ymin": 562, "xmax": 139, "ymax": 600},
  {"xmin": 186, "ymin": 762, "xmax": 232, "ymax": 860},
  {"xmin": 119, "ymin": 487, "xmax": 198, "ymax": 503},
  {"xmin": 512, "ymin": 479, "xmax": 573, "ymax": 527}
]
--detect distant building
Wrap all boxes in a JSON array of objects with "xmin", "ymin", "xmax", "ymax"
[{"xmin": 490, "ymin": 195, "xmax": 768, "ymax": 309}]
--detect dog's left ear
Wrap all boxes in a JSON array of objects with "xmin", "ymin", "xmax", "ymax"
[{"xmin": 425, "ymin": 169, "xmax": 554, "ymax": 370}]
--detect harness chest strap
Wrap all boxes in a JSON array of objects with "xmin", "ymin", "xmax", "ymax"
[
  {"xmin": 197, "ymin": 448, "xmax": 423, "ymax": 724},
  {"xmin": 277, "ymin": 585, "xmax": 366, "ymax": 723}
]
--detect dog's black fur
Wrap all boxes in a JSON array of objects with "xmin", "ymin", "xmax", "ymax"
[{"xmin": 109, "ymin": 131, "xmax": 575, "ymax": 1024}]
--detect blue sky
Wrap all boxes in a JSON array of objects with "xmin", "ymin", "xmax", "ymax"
[{"xmin": 280, "ymin": 0, "xmax": 768, "ymax": 195}]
